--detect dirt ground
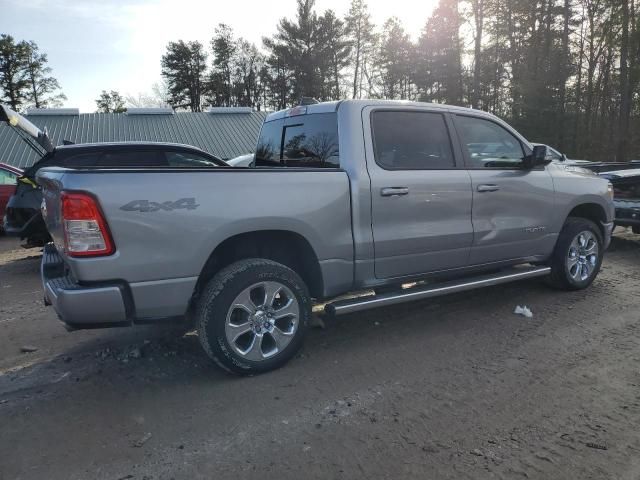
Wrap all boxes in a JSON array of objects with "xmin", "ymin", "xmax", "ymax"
[{"xmin": 1, "ymin": 233, "xmax": 640, "ymax": 480}]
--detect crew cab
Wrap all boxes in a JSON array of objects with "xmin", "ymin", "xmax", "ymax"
[{"xmin": 3, "ymin": 100, "xmax": 615, "ymax": 375}]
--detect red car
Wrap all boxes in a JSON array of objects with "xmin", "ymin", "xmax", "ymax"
[{"xmin": 0, "ymin": 163, "xmax": 23, "ymax": 233}]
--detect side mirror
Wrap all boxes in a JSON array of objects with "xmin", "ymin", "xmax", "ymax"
[
  {"xmin": 561, "ymin": 153, "xmax": 568, "ymax": 162},
  {"xmin": 525, "ymin": 145, "xmax": 551, "ymax": 169}
]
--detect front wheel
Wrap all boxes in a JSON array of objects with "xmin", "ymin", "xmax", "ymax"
[
  {"xmin": 547, "ymin": 217, "xmax": 603, "ymax": 291},
  {"xmin": 196, "ymin": 259, "xmax": 311, "ymax": 375}
]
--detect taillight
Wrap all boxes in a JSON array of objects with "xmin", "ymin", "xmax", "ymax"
[{"xmin": 61, "ymin": 192, "xmax": 114, "ymax": 257}]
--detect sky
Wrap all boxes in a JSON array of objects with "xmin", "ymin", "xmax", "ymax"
[{"xmin": 2, "ymin": 0, "xmax": 439, "ymax": 112}]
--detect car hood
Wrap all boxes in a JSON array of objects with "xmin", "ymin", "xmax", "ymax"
[
  {"xmin": 600, "ymin": 168, "xmax": 640, "ymax": 180},
  {"xmin": 550, "ymin": 162, "xmax": 598, "ymax": 177}
]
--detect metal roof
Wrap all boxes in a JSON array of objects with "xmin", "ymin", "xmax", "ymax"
[{"xmin": 0, "ymin": 110, "xmax": 267, "ymax": 168}]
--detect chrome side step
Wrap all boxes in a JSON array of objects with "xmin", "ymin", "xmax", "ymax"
[{"xmin": 325, "ymin": 266, "xmax": 551, "ymax": 316}]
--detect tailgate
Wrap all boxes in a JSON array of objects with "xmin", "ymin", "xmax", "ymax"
[{"xmin": 37, "ymin": 168, "xmax": 66, "ymax": 248}]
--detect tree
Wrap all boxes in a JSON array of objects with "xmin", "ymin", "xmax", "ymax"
[
  {"xmin": 469, "ymin": 0, "xmax": 485, "ymax": 108},
  {"xmin": 416, "ymin": 0, "xmax": 463, "ymax": 105},
  {"xmin": 618, "ymin": 0, "xmax": 632, "ymax": 161},
  {"xmin": 232, "ymin": 38, "xmax": 266, "ymax": 108},
  {"xmin": 0, "ymin": 34, "xmax": 30, "ymax": 110},
  {"xmin": 377, "ymin": 18, "xmax": 413, "ymax": 99},
  {"xmin": 345, "ymin": 0, "xmax": 376, "ymax": 98},
  {"xmin": 95, "ymin": 90, "xmax": 126, "ymax": 113},
  {"xmin": 264, "ymin": 0, "xmax": 323, "ymax": 102},
  {"xmin": 151, "ymin": 79, "xmax": 171, "ymax": 107},
  {"xmin": 161, "ymin": 40, "xmax": 207, "ymax": 112},
  {"xmin": 317, "ymin": 10, "xmax": 352, "ymax": 99},
  {"xmin": 153, "ymin": 0, "xmax": 640, "ymax": 161},
  {"xmin": 23, "ymin": 41, "xmax": 66, "ymax": 108},
  {"xmin": 210, "ymin": 24, "xmax": 237, "ymax": 106}
]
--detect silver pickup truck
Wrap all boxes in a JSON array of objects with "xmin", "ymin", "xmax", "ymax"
[{"xmin": 17, "ymin": 100, "xmax": 616, "ymax": 374}]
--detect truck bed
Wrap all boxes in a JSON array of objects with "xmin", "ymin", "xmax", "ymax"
[{"xmin": 38, "ymin": 167, "xmax": 354, "ymax": 320}]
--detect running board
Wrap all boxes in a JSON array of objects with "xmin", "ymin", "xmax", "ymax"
[{"xmin": 324, "ymin": 266, "xmax": 551, "ymax": 316}]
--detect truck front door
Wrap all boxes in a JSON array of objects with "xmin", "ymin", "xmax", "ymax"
[
  {"xmin": 451, "ymin": 114, "xmax": 556, "ymax": 265},
  {"xmin": 364, "ymin": 108, "xmax": 474, "ymax": 279}
]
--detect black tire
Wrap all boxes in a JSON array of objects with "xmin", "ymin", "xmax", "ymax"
[
  {"xmin": 196, "ymin": 259, "xmax": 311, "ymax": 375},
  {"xmin": 547, "ymin": 217, "xmax": 603, "ymax": 291},
  {"xmin": 632, "ymin": 226, "xmax": 640, "ymax": 235}
]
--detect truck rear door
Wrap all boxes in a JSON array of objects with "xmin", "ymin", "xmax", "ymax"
[{"xmin": 363, "ymin": 106, "xmax": 474, "ymax": 279}]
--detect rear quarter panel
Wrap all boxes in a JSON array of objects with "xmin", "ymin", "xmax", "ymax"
[{"xmin": 38, "ymin": 168, "xmax": 354, "ymax": 295}]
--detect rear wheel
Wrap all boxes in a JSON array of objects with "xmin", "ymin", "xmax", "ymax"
[
  {"xmin": 196, "ymin": 259, "xmax": 310, "ymax": 375},
  {"xmin": 547, "ymin": 217, "xmax": 603, "ymax": 290}
]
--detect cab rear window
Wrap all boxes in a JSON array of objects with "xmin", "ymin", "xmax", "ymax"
[{"xmin": 255, "ymin": 113, "xmax": 339, "ymax": 168}]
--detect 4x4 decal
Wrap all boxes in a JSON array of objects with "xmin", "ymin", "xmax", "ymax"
[{"xmin": 120, "ymin": 198, "xmax": 200, "ymax": 213}]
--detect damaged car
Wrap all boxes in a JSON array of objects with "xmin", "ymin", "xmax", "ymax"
[{"xmin": 600, "ymin": 168, "xmax": 640, "ymax": 233}]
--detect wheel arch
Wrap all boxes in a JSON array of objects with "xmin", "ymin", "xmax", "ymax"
[
  {"xmin": 194, "ymin": 230, "xmax": 325, "ymax": 302},
  {"xmin": 566, "ymin": 202, "xmax": 609, "ymax": 238}
]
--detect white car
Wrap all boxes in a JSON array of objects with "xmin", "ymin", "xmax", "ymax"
[{"xmin": 226, "ymin": 153, "xmax": 255, "ymax": 168}]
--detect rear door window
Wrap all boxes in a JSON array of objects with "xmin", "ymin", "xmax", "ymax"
[
  {"xmin": 371, "ymin": 111, "xmax": 455, "ymax": 170},
  {"xmin": 255, "ymin": 113, "xmax": 339, "ymax": 168}
]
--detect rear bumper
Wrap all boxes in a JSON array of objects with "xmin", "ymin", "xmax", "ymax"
[{"xmin": 41, "ymin": 244, "xmax": 130, "ymax": 328}]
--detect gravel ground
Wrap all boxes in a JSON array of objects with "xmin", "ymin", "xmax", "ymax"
[{"xmin": 1, "ymin": 233, "xmax": 640, "ymax": 480}]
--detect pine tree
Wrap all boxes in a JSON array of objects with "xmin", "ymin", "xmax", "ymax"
[
  {"xmin": 317, "ymin": 10, "xmax": 352, "ymax": 99},
  {"xmin": 24, "ymin": 41, "xmax": 66, "ymax": 108},
  {"xmin": 415, "ymin": 0, "xmax": 463, "ymax": 105},
  {"xmin": 211, "ymin": 24, "xmax": 237, "ymax": 106},
  {"xmin": 233, "ymin": 39, "xmax": 265, "ymax": 108},
  {"xmin": 263, "ymin": 0, "xmax": 322, "ymax": 102},
  {"xmin": 345, "ymin": 0, "xmax": 376, "ymax": 99},
  {"xmin": 161, "ymin": 40, "xmax": 207, "ymax": 112},
  {"xmin": 0, "ymin": 34, "xmax": 30, "ymax": 110},
  {"xmin": 377, "ymin": 18, "xmax": 413, "ymax": 99}
]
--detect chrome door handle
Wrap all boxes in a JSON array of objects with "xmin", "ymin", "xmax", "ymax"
[
  {"xmin": 477, "ymin": 184, "xmax": 500, "ymax": 193},
  {"xmin": 381, "ymin": 187, "xmax": 410, "ymax": 197}
]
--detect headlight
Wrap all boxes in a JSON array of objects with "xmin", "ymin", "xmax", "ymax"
[{"xmin": 607, "ymin": 183, "xmax": 614, "ymax": 200}]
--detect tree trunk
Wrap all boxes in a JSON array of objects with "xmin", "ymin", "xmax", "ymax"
[
  {"xmin": 352, "ymin": 17, "xmax": 362, "ymax": 99},
  {"xmin": 573, "ymin": 1, "xmax": 586, "ymax": 155},
  {"xmin": 472, "ymin": 0, "xmax": 484, "ymax": 109},
  {"xmin": 618, "ymin": 0, "xmax": 631, "ymax": 162},
  {"xmin": 558, "ymin": 0, "xmax": 570, "ymax": 150}
]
